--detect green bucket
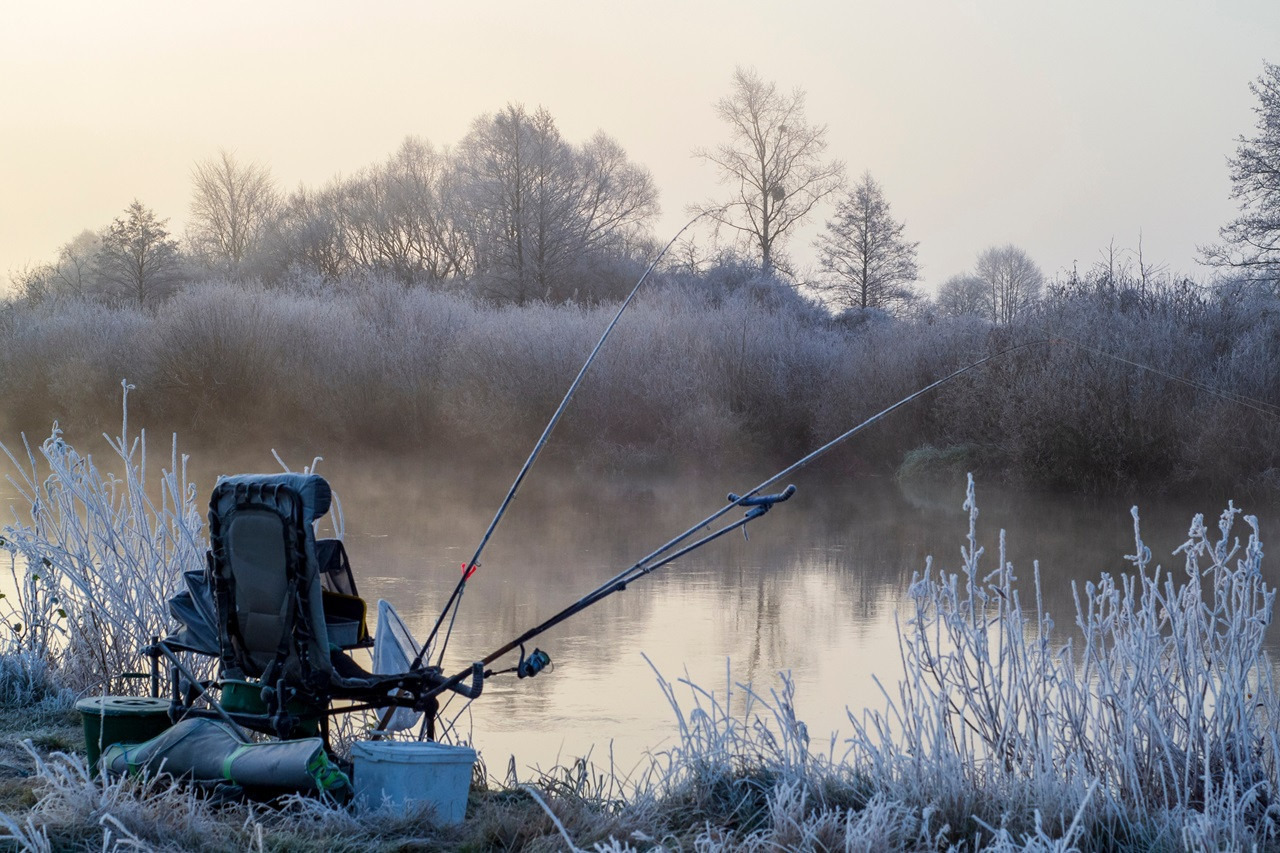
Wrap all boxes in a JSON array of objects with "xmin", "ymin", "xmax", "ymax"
[
  {"xmin": 220, "ymin": 679, "xmax": 320, "ymax": 738},
  {"xmin": 76, "ymin": 696, "xmax": 172, "ymax": 771}
]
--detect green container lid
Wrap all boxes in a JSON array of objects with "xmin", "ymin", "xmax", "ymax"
[{"xmin": 75, "ymin": 696, "xmax": 171, "ymax": 716}]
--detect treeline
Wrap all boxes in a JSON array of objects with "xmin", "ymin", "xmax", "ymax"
[
  {"xmin": 5, "ymin": 64, "xmax": 1278, "ymax": 495},
  {"xmin": 12, "ymin": 60, "xmax": 1278, "ymax": 321},
  {"xmin": 14, "ymin": 104, "xmax": 659, "ymax": 309},
  {"xmin": 2, "ymin": 262, "xmax": 1277, "ymax": 496}
]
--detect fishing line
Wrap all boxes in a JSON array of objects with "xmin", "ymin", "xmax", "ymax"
[{"xmin": 1042, "ymin": 331, "xmax": 1280, "ymax": 420}]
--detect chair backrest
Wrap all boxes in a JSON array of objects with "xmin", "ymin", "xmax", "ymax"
[{"xmin": 207, "ymin": 474, "xmax": 333, "ymax": 689}]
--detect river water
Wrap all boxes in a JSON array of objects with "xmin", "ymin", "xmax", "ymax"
[
  {"xmin": 3, "ymin": 447, "xmax": 1276, "ymax": 779},
  {"xmin": 315, "ymin": 457, "xmax": 1278, "ymax": 777}
]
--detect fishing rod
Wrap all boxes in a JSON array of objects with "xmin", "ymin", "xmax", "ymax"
[
  {"xmin": 415, "ymin": 339, "xmax": 1047, "ymax": 702},
  {"xmin": 407, "ymin": 210, "xmax": 721, "ymax": 675}
]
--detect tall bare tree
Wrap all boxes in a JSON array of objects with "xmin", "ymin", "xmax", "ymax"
[
  {"xmin": 96, "ymin": 201, "xmax": 183, "ymax": 306},
  {"xmin": 459, "ymin": 104, "xmax": 657, "ymax": 303},
  {"xmin": 188, "ymin": 150, "xmax": 280, "ymax": 273},
  {"xmin": 975, "ymin": 245, "xmax": 1043, "ymax": 324},
  {"xmin": 459, "ymin": 105, "xmax": 573, "ymax": 303},
  {"xmin": 1203, "ymin": 61, "xmax": 1280, "ymax": 289},
  {"xmin": 695, "ymin": 67, "xmax": 844, "ymax": 275},
  {"xmin": 814, "ymin": 172, "xmax": 919, "ymax": 313},
  {"xmin": 935, "ymin": 273, "xmax": 990, "ymax": 318},
  {"xmin": 382, "ymin": 137, "xmax": 473, "ymax": 281}
]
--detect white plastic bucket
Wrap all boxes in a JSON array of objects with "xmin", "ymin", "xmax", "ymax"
[{"xmin": 351, "ymin": 740, "xmax": 477, "ymax": 823}]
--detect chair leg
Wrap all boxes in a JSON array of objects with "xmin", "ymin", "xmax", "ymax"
[{"xmin": 425, "ymin": 696, "xmax": 439, "ymax": 742}]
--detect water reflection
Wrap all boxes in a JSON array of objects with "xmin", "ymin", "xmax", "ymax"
[
  {"xmin": 2, "ymin": 450, "xmax": 1276, "ymax": 775},
  {"xmin": 310, "ymin": 458, "xmax": 1277, "ymax": 773}
]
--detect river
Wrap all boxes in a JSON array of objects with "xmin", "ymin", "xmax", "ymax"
[
  {"xmin": 3, "ymin": 445, "xmax": 1276, "ymax": 780},
  {"xmin": 315, "ymin": 456, "xmax": 1278, "ymax": 778}
]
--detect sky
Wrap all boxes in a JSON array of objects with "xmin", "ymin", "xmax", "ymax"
[{"xmin": 2, "ymin": 1, "xmax": 1278, "ymax": 295}]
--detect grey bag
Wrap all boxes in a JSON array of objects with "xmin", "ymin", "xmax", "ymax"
[{"xmin": 103, "ymin": 717, "xmax": 350, "ymax": 797}]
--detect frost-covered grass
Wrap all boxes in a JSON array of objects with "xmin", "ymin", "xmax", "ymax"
[{"xmin": 1, "ymin": 406, "xmax": 1277, "ymax": 849}]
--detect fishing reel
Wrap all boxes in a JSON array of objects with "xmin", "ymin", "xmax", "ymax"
[{"xmin": 516, "ymin": 645, "xmax": 552, "ymax": 679}]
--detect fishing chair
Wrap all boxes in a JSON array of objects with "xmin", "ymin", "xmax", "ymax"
[{"xmin": 151, "ymin": 473, "xmax": 481, "ymax": 745}]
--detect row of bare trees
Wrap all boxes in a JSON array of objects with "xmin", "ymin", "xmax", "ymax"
[
  {"xmin": 207, "ymin": 104, "xmax": 660, "ymax": 304},
  {"xmin": 13, "ymin": 62, "xmax": 1278, "ymax": 313},
  {"xmin": 696, "ymin": 61, "xmax": 1280, "ymax": 320},
  {"xmin": 692, "ymin": 69, "xmax": 1040, "ymax": 322},
  {"xmin": 17, "ymin": 104, "xmax": 658, "ymax": 307}
]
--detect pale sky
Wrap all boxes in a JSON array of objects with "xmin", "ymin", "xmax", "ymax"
[{"xmin": 2, "ymin": 1, "xmax": 1278, "ymax": 294}]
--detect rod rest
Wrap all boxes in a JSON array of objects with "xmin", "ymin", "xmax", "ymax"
[
  {"xmin": 727, "ymin": 484, "xmax": 797, "ymax": 508},
  {"xmin": 427, "ymin": 661, "xmax": 485, "ymax": 700}
]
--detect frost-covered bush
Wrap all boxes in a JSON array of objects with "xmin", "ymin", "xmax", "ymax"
[
  {"xmin": 0, "ymin": 651, "xmax": 74, "ymax": 712},
  {"xmin": 1, "ymin": 272, "xmax": 1277, "ymax": 491},
  {"xmin": 848, "ymin": 476, "xmax": 1280, "ymax": 848}
]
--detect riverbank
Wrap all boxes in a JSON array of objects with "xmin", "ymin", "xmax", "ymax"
[{"xmin": 3, "ymin": 391, "xmax": 1280, "ymax": 849}]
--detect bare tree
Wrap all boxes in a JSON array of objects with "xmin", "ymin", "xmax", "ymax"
[
  {"xmin": 458, "ymin": 104, "xmax": 573, "ymax": 303},
  {"xmin": 695, "ymin": 67, "xmax": 844, "ymax": 275},
  {"xmin": 12, "ymin": 230, "xmax": 103, "ymax": 303},
  {"xmin": 95, "ymin": 201, "xmax": 183, "ymax": 306},
  {"xmin": 274, "ymin": 181, "xmax": 351, "ymax": 281},
  {"xmin": 573, "ymin": 132, "xmax": 659, "ymax": 258},
  {"xmin": 975, "ymin": 245, "xmax": 1043, "ymax": 324},
  {"xmin": 383, "ymin": 137, "xmax": 473, "ymax": 281},
  {"xmin": 814, "ymin": 172, "xmax": 919, "ymax": 313},
  {"xmin": 459, "ymin": 104, "xmax": 657, "ymax": 303},
  {"xmin": 335, "ymin": 138, "xmax": 473, "ymax": 283},
  {"xmin": 935, "ymin": 273, "xmax": 990, "ymax": 318},
  {"xmin": 54, "ymin": 230, "xmax": 103, "ymax": 298},
  {"xmin": 188, "ymin": 150, "xmax": 281, "ymax": 273},
  {"xmin": 1202, "ymin": 61, "xmax": 1280, "ymax": 289}
]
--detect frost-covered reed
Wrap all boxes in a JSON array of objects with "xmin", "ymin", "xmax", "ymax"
[
  {"xmin": 0, "ymin": 383, "xmax": 204, "ymax": 692},
  {"xmin": 846, "ymin": 475, "xmax": 1279, "ymax": 849}
]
